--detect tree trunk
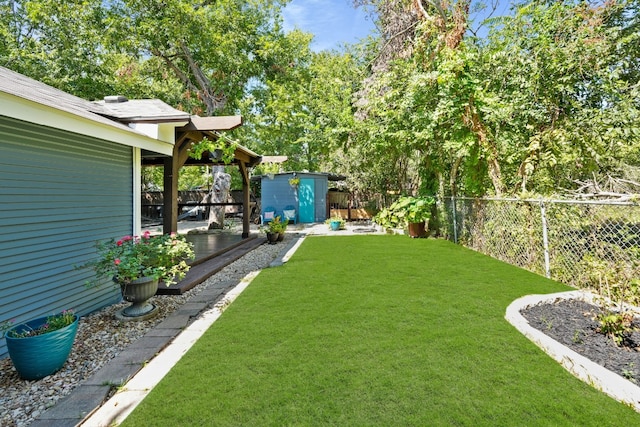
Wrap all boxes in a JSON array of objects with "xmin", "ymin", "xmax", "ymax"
[
  {"xmin": 464, "ymin": 100, "xmax": 505, "ymax": 196},
  {"xmin": 207, "ymin": 166, "xmax": 231, "ymax": 229}
]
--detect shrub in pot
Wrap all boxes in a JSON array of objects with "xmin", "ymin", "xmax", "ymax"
[
  {"xmin": 373, "ymin": 196, "xmax": 435, "ymax": 237},
  {"xmin": 265, "ymin": 216, "xmax": 287, "ymax": 243}
]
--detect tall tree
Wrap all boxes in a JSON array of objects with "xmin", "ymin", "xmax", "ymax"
[
  {"xmin": 112, "ymin": 0, "xmax": 294, "ymax": 115},
  {"xmin": 352, "ymin": 0, "xmax": 640, "ymax": 198}
]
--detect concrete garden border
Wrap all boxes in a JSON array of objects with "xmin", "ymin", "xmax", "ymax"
[{"xmin": 505, "ymin": 290, "xmax": 640, "ymax": 412}]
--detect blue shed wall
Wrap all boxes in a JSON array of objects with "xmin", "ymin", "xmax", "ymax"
[
  {"xmin": 0, "ymin": 116, "xmax": 131, "ymax": 357},
  {"xmin": 261, "ymin": 173, "xmax": 328, "ymax": 223}
]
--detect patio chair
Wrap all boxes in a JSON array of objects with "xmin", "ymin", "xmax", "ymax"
[
  {"xmin": 261, "ymin": 206, "xmax": 277, "ymax": 225},
  {"xmin": 282, "ymin": 205, "xmax": 297, "ymax": 224}
]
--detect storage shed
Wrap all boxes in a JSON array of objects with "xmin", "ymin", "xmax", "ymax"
[{"xmin": 260, "ymin": 172, "xmax": 331, "ymax": 223}]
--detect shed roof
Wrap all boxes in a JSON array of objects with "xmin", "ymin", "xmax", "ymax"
[{"xmin": 253, "ymin": 171, "xmax": 346, "ymax": 181}]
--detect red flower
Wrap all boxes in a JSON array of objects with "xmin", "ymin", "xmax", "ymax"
[
  {"xmin": 114, "ymin": 259, "xmax": 121, "ymax": 266},
  {"xmin": 116, "ymin": 240, "xmax": 123, "ymax": 246}
]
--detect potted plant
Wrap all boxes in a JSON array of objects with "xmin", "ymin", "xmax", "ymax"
[
  {"xmin": 84, "ymin": 231, "xmax": 195, "ymax": 318},
  {"xmin": 1, "ymin": 310, "xmax": 78, "ymax": 380},
  {"xmin": 265, "ymin": 216, "xmax": 287, "ymax": 243},
  {"xmin": 326, "ymin": 216, "xmax": 345, "ymax": 231},
  {"xmin": 373, "ymin": 196, "xmax": 435, "ymax": 238},
  {"xmin": 288, "ymin": 177, "xmax": 300, "ymax": 188}
]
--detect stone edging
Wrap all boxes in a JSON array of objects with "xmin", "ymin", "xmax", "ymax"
[{"xmin": 505, "ymin": 290, "xmax": 640, "ymax": 412}]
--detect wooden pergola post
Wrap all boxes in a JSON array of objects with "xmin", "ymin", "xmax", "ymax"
[
  {"xmin": 163, "ymin": 132, "xmax": 194, "ymax": 234},
  {"xmin": 239, "ymin": 161, "xmax": 251, "ymax": 238}
]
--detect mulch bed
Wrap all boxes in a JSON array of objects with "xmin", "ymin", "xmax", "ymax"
[{"xmin": 521, "ymin": 299, "xmax": 640, "ymax": 384}]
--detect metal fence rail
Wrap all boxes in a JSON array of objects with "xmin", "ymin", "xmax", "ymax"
[{"xmin": 442, "ymin": 197, "xmax": 640, "ymax": 302}]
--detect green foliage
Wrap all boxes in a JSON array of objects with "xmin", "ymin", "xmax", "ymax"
[
  {"xmin": 373, "ymin": 196, "xmax": 435, "ymax": 229},
  {"xmin": 2, "ymin": 310, "xmax": 76, "ymax": 339},
  {"xmin": 241, "ymin": 47, "xmax": 362, "ymax": 173},
  {"xmin": 188, "ymin": 136, "xmax": 236, "ymax": 164},
  {"xmin": 3, "ymin": 0, "xmax": 640, "ymax": 202},
  {"xmin": 597, "ymin": 311, "xmax": 635, "ymax": 347},
  {"xmin": 350, "ymin": 0, "xmax": 640, "ymax": 198},
  {"xmin": 266, "ymin": 215, "xmax": 287, "ymax": 234},
  {"xmin": 288, "ymin": 177, "xmax": 300, "ymax": 187}
]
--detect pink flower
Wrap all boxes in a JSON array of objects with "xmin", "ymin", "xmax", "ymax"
[
  {"xmin": 122, "ymin": 236, "xmax": 132, "ymax": 241},
  {"xmin": 114, "ymin": 259, "xmax": 121, "ymax": 266},
  {"xmin": 143, "ymin": 231, "xmax": 151, "ymax": 239}
]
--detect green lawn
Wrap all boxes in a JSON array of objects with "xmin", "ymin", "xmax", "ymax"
[{"xmin": 122, "ymin": 236, "xmax": 640, "ymax": 426}]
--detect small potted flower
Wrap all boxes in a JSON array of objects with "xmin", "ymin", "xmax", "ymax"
[
  {"xmin": 326, "ymin": 216, "xmax": 345, "ymax": 231},
  {"xmin": 288, "ymin": 177, "xmax": 300, "ymax": 188},
  {"xmin": 84, "ymin": 231, "xmax": 195, "ymax": 318},
  {"xmin": 1, "ymin": 310, "xmax": 78, "ymax": 380}
]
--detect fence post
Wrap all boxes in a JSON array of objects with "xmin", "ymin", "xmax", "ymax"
[
  {"xmin": 451, "ymin": 196, "xmax": 458, "ymax": 244},
  {"xmin": 540, "ymin": 200, "xmax": 551, "ymax": 278}
]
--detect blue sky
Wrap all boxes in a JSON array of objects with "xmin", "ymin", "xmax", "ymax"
[
  {"xmin": 282, "ymin": 1, "xmax": 515, "ymax": 50},
  {"xmin": 282, "ymin": 0, "xmax": 377, "ymax": 51}
]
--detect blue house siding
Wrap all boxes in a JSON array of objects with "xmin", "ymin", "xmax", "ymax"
[
  {"xmin": 0, "ymin": 116, "xmax": 131, "ymax": 357},
  {"xmin": 260, "ymin": 173, "xmax": 328, "ymax": 223}
]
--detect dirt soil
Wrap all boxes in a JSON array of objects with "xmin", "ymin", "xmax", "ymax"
[{"xmin": 521, "ymin": 299, "xmax": 640, "ymax": 385}]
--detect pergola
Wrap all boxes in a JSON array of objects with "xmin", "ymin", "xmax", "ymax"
[
  {"xmin": 141, "ymin": 115, "xmax": 261, "ymax": 237},
  {"xmin": 89, "ymin": 97, "xmax": 260, "ymax": 238}
]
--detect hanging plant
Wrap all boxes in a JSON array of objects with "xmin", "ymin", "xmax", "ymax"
[
  {"xmin": 188, "ymin": 136, "xmax": 236, "ymax": 164},
  {"xmin": 288, "ymin": 177, "xmax": 300, "ymax": 187}
]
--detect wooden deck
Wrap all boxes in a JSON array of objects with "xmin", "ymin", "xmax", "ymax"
[{"xmin": 156, "ymin": 233, "xmax": 265, "ymax": 295}]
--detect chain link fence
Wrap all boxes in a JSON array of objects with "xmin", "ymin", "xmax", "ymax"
[{"xmin": 441, "ymin": 197, "xmax": 640, "ymax": 304}]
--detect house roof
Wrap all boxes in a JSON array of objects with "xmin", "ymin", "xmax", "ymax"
[
  {"xmin": 0, "ymin": 66, "xmax": 142, "ymax": 134},
  {"xmin": 0, "ymin": 66, "xmax": 181, "ymax": 155},
  {"xmin": 0, "ymin": 66, "xmax": 259, "ymax": 163}
]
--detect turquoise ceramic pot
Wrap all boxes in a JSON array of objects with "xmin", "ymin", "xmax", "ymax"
[{"xmin": 5, "ymin": 315, "xmax": 79, "ymax": 380}]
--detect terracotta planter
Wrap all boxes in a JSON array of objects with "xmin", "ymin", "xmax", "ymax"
[
  {"xmin": 5, "ymin": 315, "xmax": 79, "ymax": 380},
  {"xmin": 408, "ymin": 221, "xmax": 427, "ymax": 238}
]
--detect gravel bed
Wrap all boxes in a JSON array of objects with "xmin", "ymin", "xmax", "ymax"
[{"xmin": 0, "ymin": 237, "xmax": 292, "ymax": 427}]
